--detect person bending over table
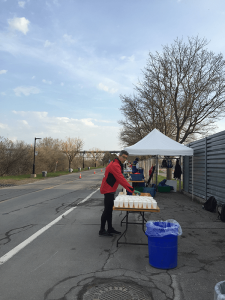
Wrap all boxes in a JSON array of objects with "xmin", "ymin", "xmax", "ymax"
[{"xmin": 99, "ymin": 150, "xmax": 134, "ymax": 237}]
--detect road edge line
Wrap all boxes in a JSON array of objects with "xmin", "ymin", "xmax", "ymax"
[{"xmin": 0, "ymin": 188, "xmax": 100, "ymax": 265}]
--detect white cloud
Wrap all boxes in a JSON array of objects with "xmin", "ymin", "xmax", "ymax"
[
  {"xmin": 44, "ymin": 40, "xmax": 54, "ymax": 48},
  {"xmin": 98, "ymin": 82, "xmax": 109, "ymax": 92},
  {"xmin": 98, "ymin": 83, "xmax": 118, "ymax": 94},
  {"xmin": 32, "ymin": 76, "xmax": 35, "ymax": 79},
  {"xmin": 120, "ymin": 55, "xmax": 135, "ymax": 62},
  {"xmin": 13, "ymin": 110, "xmax": 48, "ymax": 118},
  {"xmin": 1, "ymin": 92, "xmax": 6, "ymax": 96},
  {"xmin": 7, "ymin": 111, "xmax": 120, "ymax": 149},
  {"xmin": 128, "ymin": 55, "xmax": 135, "ymax": 62},
  {"xmin": 60, "ymin": 82, "xmax": 64, "ymax": 86},
  {"xmin": 8, "ymin": 17, "xmax": 30, "ymax": 35},
  {"xmin": 0, "ymin": 70, "xmax": 7, "ymax": 74},
  {"xmin": 81, "ymin": 119, "xmax": 97, "ymax": 127},
  {"xmin": 13, "ymin": 86, "xmax": 40, "ymax": 96},
  {"xmin": 93, "ymin": 118, "xmax": 112, "ymax": 123},
  {"xmin": 18, "ymin": 1, "xmax": 25, "ymax": 8},
  {"xmin": 42, "ymin": 79, "xmax": 52, "ymax": 84},
  {"xmin": 63, "ymin": 34, "xmax": 75, "ymax": 44},
  {"xmin": 21, "ymin": 120, "xmax": 28, "ymax": 125},
  {"xmin": 0, "ymin": 123, "xmax": 9, "ymax": 129}
]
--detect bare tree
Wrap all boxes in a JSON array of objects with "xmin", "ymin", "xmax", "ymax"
[
  {"xmin": 35, "ymin": 137, "xmax": 67, "ymax": 173},
  {"xmin": 119, "ymin": 36, "xmax": 225, "ymax": 145},
  {"xmin": 0, "ymin": 137, "xmax": 32, "ymax": 176},
  {"xmin": 102, "ymin": 152, "xmax": 118, "ymax": 166},
  {"xmin": 88, "ymin": 148, "xmax": 104, "ymax": 167},
  {"xmin": 61, "ymin": 137, "xmax": 84, "ymax": 170}
]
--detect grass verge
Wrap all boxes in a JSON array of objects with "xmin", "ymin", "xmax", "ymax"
[{"xmin": 0, "ymin": 166, "xmax": 105, "ymax": 182}]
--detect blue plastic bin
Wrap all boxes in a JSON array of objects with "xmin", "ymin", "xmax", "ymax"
[
  {"xmin": 145, "ymin": 221, "xmax": 180, "ymax": 269},
  {"xmin": 130, "ymin": 174, "xmax": 143, "ymax": 181},
  {"xmin": 143, "ymin": 187, "xmax": 156, "ymax": 197}
]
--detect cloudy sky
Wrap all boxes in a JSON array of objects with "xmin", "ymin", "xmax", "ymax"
[{"xmin": 1, "ymin": 0, "xmax": 225, "ymax": 150}]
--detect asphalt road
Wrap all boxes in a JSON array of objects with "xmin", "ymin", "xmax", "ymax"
[
  {"xmin": 0, "ymin": 169, "xmax": 104, "ymax": 300},
  {"xmin": 0, "ymin": 169, "xmax": 224, "ymax": 300}
]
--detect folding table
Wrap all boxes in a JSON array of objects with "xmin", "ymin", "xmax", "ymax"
[{"xmin": 113, "ymin": 204, "xmax": 160, "ymax": 247}]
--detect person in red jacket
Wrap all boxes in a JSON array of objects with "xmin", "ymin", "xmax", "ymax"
[
  {"xmin": 99, "ymin": 150, "xmax": 134, "ymax": 237},
  {"xmin": 146, "ymin": 165, "xmax": 155, "ymax": 187}
]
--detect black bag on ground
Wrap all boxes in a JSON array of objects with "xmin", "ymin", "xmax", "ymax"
[
  {"xmin": 202, "ymin": 196, "xmax": 217, "ymax": 212},
  {"xmin": 217, "ymin": 204, "xmax": 225, "ymax": 222}
]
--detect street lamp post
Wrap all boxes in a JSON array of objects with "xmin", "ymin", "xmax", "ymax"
[
  {"xmin": 32, "ymin": 137, "xmax": 42, "ymax": 177},
  {"xmin": 83, "ymin": 151, "xmax": 85, "ymax": 169}
]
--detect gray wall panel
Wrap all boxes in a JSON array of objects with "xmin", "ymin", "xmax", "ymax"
[{"xmin": 184, "ymin": 130, "xmax": 225, "ymax": 205}]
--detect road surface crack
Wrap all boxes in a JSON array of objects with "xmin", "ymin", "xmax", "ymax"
[{"xmin": 0, "ymin": 224, "xmax": 36, "ymax": 246}]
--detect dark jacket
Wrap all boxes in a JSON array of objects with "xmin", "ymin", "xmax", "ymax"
[
  {"xmin": 174, "ymin": 163, "xmax": 182, "ymax": 179},
  {"xmin": 100, "ymin": 158, "xmax": 134, "ymax": 194}
]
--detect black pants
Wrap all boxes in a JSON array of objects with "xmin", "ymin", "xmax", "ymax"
[
  {"xmin": 147, "ymin": 174, "xmax": 153, "ymax": 186},
  {"xmin": 100, "ymin": 193, "xmax": 114, "ymax": 231}
]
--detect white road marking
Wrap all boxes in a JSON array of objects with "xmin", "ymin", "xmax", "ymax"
[
  {"xmin": 78, "ymin": 188, "xmax": 100, "ymax": 204},
  {"xmin": 0, "ymin": 188, "xmax": 100, "ymax": 265}
]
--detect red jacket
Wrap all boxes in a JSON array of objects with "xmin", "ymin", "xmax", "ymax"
[
  {"xmin": 100, "ymin": 158, "xmax": 134, "ymax": 194},
  {"xmin": 149, "ymin": 166, "xmax": 153, "ymax": 176}
]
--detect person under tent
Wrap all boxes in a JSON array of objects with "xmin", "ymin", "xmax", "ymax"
[{"xmin": 146, "ymin": 165, "xmax": 155, "ymax": 187}]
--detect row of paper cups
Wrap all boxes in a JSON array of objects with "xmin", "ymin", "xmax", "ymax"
[{"xmin": 114, "ymin": 195, "xmax": 157, "ymax": 209}]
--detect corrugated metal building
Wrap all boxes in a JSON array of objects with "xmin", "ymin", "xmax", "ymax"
[{"xmin": 183, "ymin": 130, "xmax": 225, "ymax": 205}]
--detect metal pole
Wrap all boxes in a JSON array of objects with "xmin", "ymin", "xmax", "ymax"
[
  {"xmin": 83, "ymin": 151, "xmax": 85, "ymax": 169},
  {"xmin": 205, "ymin": 137, "xmax": 207, "ymax": 201},
  {"xmin": 156, "ymin": 156, "xmax": 158, "ymax": 189},
  {"xmin": 32, "ymin": 137, "xmax": 41, "ymax": 175},
  {"xmin": 192, "ymin": 156, "xmax": 193, "ymax": 201},
  {"xmin": 179, "ymin": 155, "xmax": 181, "ymax": 192},
  {"xmin": 33, "ymin": 138, "xmax": 36, "ymax": 175}
]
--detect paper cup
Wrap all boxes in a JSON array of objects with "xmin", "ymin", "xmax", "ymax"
[
  {"xmin": 147, "ymin": 201, "xmax": 152, "ymax": 209},
  {"xmin": 152, "ymin": 200, "xmax": 157, "ymax": 209},
  {"xmin": 138, "ymin": 200, "xmax": 143, "ymax": 209},
  {"xmin": 119, "ymin": 199, "xmax": 124, "ymax": 208},
  {"xmin": 142, "ymin": 200, "xmax": 147, "ymax": 209},
  {"xmin": 129, "ymin": 199, "xmax": 134, "ymax": 208},
  {"xmin": 134, "ymin": 200, "xmax": 139, "ymax": 208},
  {"xmin": 124, "ymin": 200, "xmax": 129, "ymax": 208},
  {"xmin": 114, "ymin": 199, "xmax": 119, "ymax": 207}
]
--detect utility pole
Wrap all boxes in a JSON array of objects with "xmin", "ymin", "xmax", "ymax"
[
  {"xmin": 31, "ymin": 137, "xmax": 41, "ymax": 178},
  {"xmin": 83, "ymin": 151, "xmax": 85, "ymax": 169}
]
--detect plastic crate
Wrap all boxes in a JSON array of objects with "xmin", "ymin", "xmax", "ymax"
[
  {"xmin": 158, "ymin": 186, "xmax": 171, "ymax": 192},
  {"xmin": 130, "ymin": 174, "xmax": 143, "ymax": 181},
  {"xmin": 143, "ymin": 187, "xmax": 156, "ymax": 197}
]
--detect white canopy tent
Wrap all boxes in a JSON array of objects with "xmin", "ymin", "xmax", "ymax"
[
  {"xmin": 124, "ymin": 128, "xmax": 194, "ymax": 198},
  {"xmin": 124, "ymin": 128, "xmax": 193, "ymax": 156}
]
